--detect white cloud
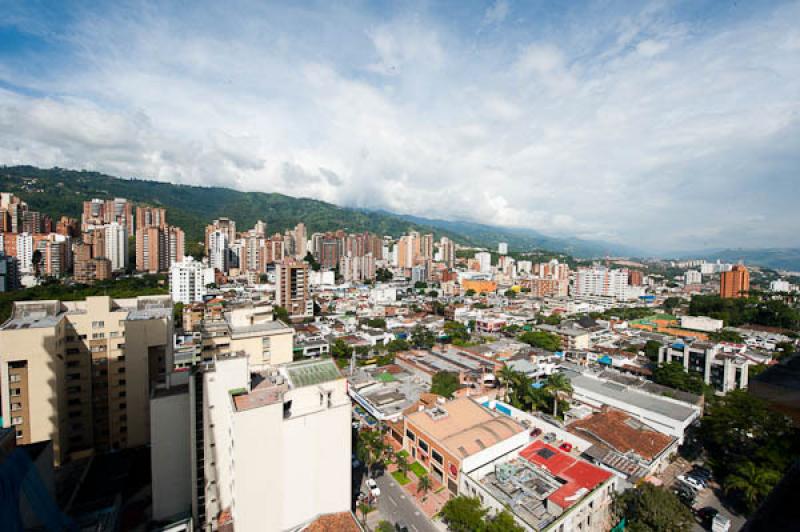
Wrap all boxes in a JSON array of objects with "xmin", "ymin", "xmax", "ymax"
[{"xmin": 0, "ymin": 0, "xmax": 798, "ymax": 251}]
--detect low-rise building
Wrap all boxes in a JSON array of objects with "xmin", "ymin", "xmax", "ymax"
[{"xmin": 658, "ymin": 341, "xmax": 752, "ymax": 393}]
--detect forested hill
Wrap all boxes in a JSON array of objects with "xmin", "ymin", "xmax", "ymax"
[{"xmin": 0, "ymin": 165, "xmax": 468, "ymax": 250}]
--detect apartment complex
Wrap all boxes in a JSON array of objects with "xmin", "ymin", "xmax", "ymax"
[
  {"xmin": 575, "ymin": 266, "xmax": 642, "ymax": 301},
  {"xmin": 275, "ymin": 259, "xmax": 312, "ymax": 319},
  {"xmin": 82, "ymin": 198, "xmax": 134, "ymax": 234},
  {"xmin": 720, "ymin": 264, "xmax": 750, "ymax": 299},
  {"xmin": 0, "ymin": 295, "xmax": 173, "ymax": 465},
  {"xmin": 170, "ymin": 257, "xmax": 215, "ymax": 304},
  {"xmin": 136, "ymin": 225, "xmax": 185, "ymax": 273}
]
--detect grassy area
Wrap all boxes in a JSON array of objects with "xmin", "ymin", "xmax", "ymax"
[
  {"xmin": 391, "ymin": 471, "xmax": 411, "ymax": 485},
  {"xmin": 410, "ymin": 461, "xmax": 427, "ymax": 478}
]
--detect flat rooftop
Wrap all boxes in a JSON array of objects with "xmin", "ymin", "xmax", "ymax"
[
  {"xmin": 563, "ymin": 368, "xmax": 699, "ymax": 422},
  {"xmin": 286, "ymin": 358, "xmax": 342, "ymax": 388},
  {"xmin": 406, "ymin": 397, "xmax": 525, "ymax": 459}
]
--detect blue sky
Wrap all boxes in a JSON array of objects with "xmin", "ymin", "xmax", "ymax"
[{"xmin": 1, "ymin": 0, "xmax": 798, "ymax": 252}]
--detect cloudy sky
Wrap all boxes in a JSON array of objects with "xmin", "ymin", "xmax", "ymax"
[{"xmin": 1, "ymin": 0, "xmax": 798, "ymax": 252}]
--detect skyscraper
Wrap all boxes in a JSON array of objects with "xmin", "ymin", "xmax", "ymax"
[{"xmin": 720, "ymin": 264, "xmax": 750, "ymax": 298}]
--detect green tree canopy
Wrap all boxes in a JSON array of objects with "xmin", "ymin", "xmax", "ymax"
[
  {"xmin": 273, "ymin": 305, "xmax": 290, "ymax": 323},
  {"xmin": 386, "ymin": 338, "xmax": 410, "ymax": 353},
  {"xmin": 643, "ymin": 340, "xmax": 662, "ymax": 362},
  {"xmin": 518, "ymin": 331, "xmax": 562, "ymax": 352},
  {"xmin": 651, "ymin": 362, "xmax": 707, "ymax": 394},
  {"xmin": 431, "ymin": 371, "xmax": 460, "ymax": 398},
  {"xmin": 613, "ymin": 483, "xmax": 694, "ymax": 532},
  {"xmin": 440, "ymin": 496, "xmax": 487, "ymax": 532},
  {"xmin": 366, "ymin": 317, "xmax": 386, "ymax": 329},
  {"xmin": 410, "ymin": 325, "xmax": 436, "ymax": 349}
]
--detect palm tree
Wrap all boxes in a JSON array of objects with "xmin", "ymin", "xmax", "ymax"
[
  {"xmin": 396, "ymin": 454, "xmax": 409, "ymax": 478},
  {"xmin": 499, "ymin": 366, "xmax": 517, "ymax": 402},
  {"xmin": 544, "ymin": 373, "xmax": 573, "ymax": 418},
  {"xmin": 725, "ymin": 462, "xmax": 780, "ymax": 512},
  {"xmin": 417, "ymin": 474, "xmax": 432, "ymax": 499}
]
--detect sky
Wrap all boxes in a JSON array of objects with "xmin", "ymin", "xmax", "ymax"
[{"xmin": 0, "ymin": 0, "xmax": 798, "ymax": 252}]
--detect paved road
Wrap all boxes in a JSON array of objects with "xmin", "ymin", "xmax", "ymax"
[{"xmin": 374, "ymin": 473, "xmax": 438, "ymax": 532}]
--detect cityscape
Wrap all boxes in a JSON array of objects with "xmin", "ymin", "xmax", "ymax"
[{"xmin": 1, "ymin": 2, "xmax": 800, "ymax": 532}]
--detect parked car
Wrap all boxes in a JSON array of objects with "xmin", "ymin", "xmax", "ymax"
[
  {"xmin": 687, "ymin": 472, "xmax": 708, "ymax": 488},
  {"xmin": 530, "ymin": 427, "xmax": 543, "ymax": 438},
  {"xmin": 559, "ymin": 442, "xmax": 573, "ymax": 452},
  {"xmin": 677, "ymin": 474, "xmax": 705, "ymax": 491},
  {"xmin": 697, "ymin": 507, "xmax": 719, "ymax": 527},
  {"xmin": 366, "ymin": 478, "xmax": 381, "ymax": 497},
  {"xmin": 712, "ymin": 514, "xmax": 731, "ymax": 532},
  {"xmin": 674, "ymin": 486, "xmax": 695, "ymax": 506},
  {"xmin": 395, "ymin": 523, "xmax": 409, "ymax": 532},
  {"xmin": 691, "ymin": 465, "xmax": 713, "ymax": 481},
  {"xmin": 543, "ymin": 432, "xmax": 557, "ymax": 443}
]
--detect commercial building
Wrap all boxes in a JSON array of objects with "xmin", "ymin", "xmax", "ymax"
[
  {"xmin": 658, "ymin": 341, "xmax": 752, "ymax": 393},
  {"xmin": 464, "ymin": 440, "xmax": 617, "ymax": 531},
  {"xmin": 402, "ymin": 397, "xmax": 528, "ymax": 495},
  {"xmin": 275, "ymin": 259, "xmax": 312, "ymax": 319},
  {"xmin": 0, "ymin": 295, "xmax": 173, "ymax": 465},
  {"xmin": 720, "ymin": 264, "xmax": 750, "ymax": 299},
  {"xmin": 170, "ymin": 257, "xmax": 215, "ymax": 304}
]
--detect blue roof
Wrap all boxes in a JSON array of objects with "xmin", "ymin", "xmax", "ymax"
[
  {"xmin": 598, "ymin": 355, "xmax": 613, "ymax": 365},
  {"xmin": 672, "ymin": 343, "xmax": 685, "ymax": 349},
  {"xmin": 531, "ymin": 382, "xmax": 545, "ymax": 389}
]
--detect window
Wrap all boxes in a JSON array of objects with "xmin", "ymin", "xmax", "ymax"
[
  {"xmin": 92, "ymin": 321, "xmax": 105, "ymax": 328},
  {"xmin": 432, "ymin": 450, "xmax": 443, "ymax": 464},
  {"xmin": 109, "ymin": 331, "xmax": 119, "ymax": 338},
  {"xmin": 10, "ymin": 388, "xmax": 21, "ymax": 396},
  {"xmin": 419, "ymin": 439, "xmax": 429, "ymax": 453},
  {"xmin": 67, "ymin": 361, "xmax": 80, "ymax": 368},
  {"xmin": 405, "ymin": 429, "xmax": 416, "ymax": 441},
  {"xmin": 16, "ymin": 430, "xmax": 23, "ymax": 439},
  {"xmin": 11, "ymin": 417, "xmax": 23, "ymax": 425},
  {"xmin": 10, "ymin": 402, "xmax": 22, "ymax": 411},
  {"xmin": 92, "ymin": 333, "xmax": 105, "ymax": 339}
]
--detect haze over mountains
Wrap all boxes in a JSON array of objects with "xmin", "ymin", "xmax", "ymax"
[{"xmin": 2, "ymin": 165, "xmax": 798, "ymax": 270}]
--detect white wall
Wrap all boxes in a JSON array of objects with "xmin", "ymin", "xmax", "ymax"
[{"xmin": 151, "ymin": 387, "xmax": 192, "ymax": 520}]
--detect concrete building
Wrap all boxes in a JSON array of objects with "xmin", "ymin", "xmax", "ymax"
[
  {"xmin": 137, "ymin": 225, "xmax": 185, "ymax": 273},
  {"xmin": 575, "ymin": 266, "xmax": 641, "ymax": 301},
  {"xmin": 464, "ymin": 440, "xmax": 617, "ymax": 532},
  {"xmin": 535, "ymin": 323, "xmax": 591, "ymax": 351},
  {"xmin": 498, "ymin": 242, "xmax": 508, "ymax": 255},
  {"xmin": 658, "ymin": 341, "xmax": 752, "ymax": 393},
  {"xmin": 170, "ymin": 257, "xmax": 215, "ymax": 304},
  {"xmin": 161, "ymin": 355, "xmax": 352, "ymax": 531},
  {"xmin": 402, "ymin": 397, "xmax": 528, "ymax": 495},
  {"xmin": 720, "ymin": 264, "xmax": 750, "ymax": 299},
  {"xmin": 0, "ymin": 253, "xmax": 20, "ymax": 291},
  {"xmin": 685, "ymin": 270, "xmax": 702, "ymax": 285},
  {"xmin": 476, "ymin": 252, "xmax": 492, "ymax": 274},
  {"xmin": 679, "ymin": 315, "xmax": 723, "ymax": 333},
  {"xmin": 103, "ymin": 222, "xmax": 129, "ymax": 272},
  {"xmin": 207, "ymin": 230, "xmax": 229, "ymax": 273},
  {"xmin": 0, "ymin": 295, "xmax": 173, "ymax": 465},
  {"xmin": 82, "ymin": 198, "xmax": 134, "ymax": 234},
  {"xmin": 275, "ymin": 259, "xmax": 312, "ymax": 319}
]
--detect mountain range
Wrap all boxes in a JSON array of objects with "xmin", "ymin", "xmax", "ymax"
[{"xmin": 1, "ymin": 165, "xmax": 798, "ymax": 270}]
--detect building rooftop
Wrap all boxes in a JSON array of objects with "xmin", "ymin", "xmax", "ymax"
[
  {"xmin": 406, "ymin": 397, "xmax": 526, "ymax": 459},
  {"xmin": 563, "ymin": 367, "xmax": 699, "ymax": 422},
  {"xmin": 519, "ymin": 441, "xmax": 613, "ymax": 509},
  {"xmin": 568, "ymin": 407, "xmax": 675, "ymax": 462},
  {"xmin": 286, "ymin": 358, "xmax": 343, "ymax": 388}
]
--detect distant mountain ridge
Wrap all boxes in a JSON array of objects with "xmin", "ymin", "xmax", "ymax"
[
  {"xmin": 0, "ymin": 165, "xmax": 628, "ymax": 257},
  {"xmin": 678, "ymin": 248, "xmax": 800, "ymax": 273}
]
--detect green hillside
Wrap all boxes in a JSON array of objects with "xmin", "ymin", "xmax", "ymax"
[{"xmin": 0, "ymin": 166, "xmax": 468, "ymax": 251}]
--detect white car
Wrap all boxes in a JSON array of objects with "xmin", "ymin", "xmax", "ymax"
[
  {"xmin": 677, "ymin": 474, "xmax": 704, "ymax": 491},
  {"xmin": 366, "ymin": 478, "xmax": 381, "ymax": 497}
]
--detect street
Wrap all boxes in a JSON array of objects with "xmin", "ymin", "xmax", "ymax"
[{"xmin": 374, "ymin": 472, "xmax": 439, "ymax": 532}]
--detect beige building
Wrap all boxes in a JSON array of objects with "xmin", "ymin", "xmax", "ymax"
[
  {"xmin": 0, "ymin": 295, "xmax": 173, "ymax": 465},
  {"xmin": 275, "ymin": 259, "xmax": 312, "ymax": 320}
]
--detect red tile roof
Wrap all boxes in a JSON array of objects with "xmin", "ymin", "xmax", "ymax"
[
  {"xmin": 305, "ymin": 511, "xmax": 361, "ymax": 532},
  {"xmin": 520, "ymin": 441, "xmax": 612, "ymax": 509},
  {"xmin": 567, "ymin": 407, "xmax": 674, "ymax": 461}
]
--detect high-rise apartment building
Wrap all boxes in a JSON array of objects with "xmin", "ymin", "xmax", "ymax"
[
  {"xmin": 136, "ymin": 225, "xmax": 185, "ymax": 273},
  {"xmin": 685, "ymin": 270, "xmax": 702, "ymax": 285},
  {"xmin": 0, "ymin": 253, "xmax": 19, "ymax": 291},
  {"xmin": 82, "ymin": 198, "xmax": 134, "ymax": 234},
  {"xmin": 720, "ymin": 264, "xmax": 750, "ymax": 299},
  {"xmin": 135, "ymin": 206, "xmax": 167, "ymax": 232},
  {"xmin": 103, "ymin": 222, "xmax": 129, "ymax": 272},
  {"xmin": 476, "ymin": 251, "xmax": 492, "ymax": 274},
  {"xmin": 0, "ymin": 295, "xmax": 173, "ymax": 465},
  {"xmin": 170, "ymin": 257, "xmax": 215, "ymax": 304},
  {"xmin": 439, "ymin": 237, "xmax": 455, "ymax": 269},
  {"xmin": 275, "ymin": 259, "xmax": 312, "ymax": 319},
  {"xmin": 575, "ymin": 266, "xmax": 641, "ymax": 300},
  {"xmin": 207, "ymin": 230, "xmax": 229, "ymax": 273},
  {"xmin": 498, "ymin": 242, "xmax": 508, "ymax": 255},
  {"xmin": 204, "ymin": 218, "xmax": 236, "ymax": 254}
]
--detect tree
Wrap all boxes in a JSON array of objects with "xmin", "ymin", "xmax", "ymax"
[
  {"xmin": 498, "ymin": 365, "xmax": 517, "ymax": 402},
  {"xmin": 662, "ymin": 297, "xmax": 682, "ymax": 313},
  {"xmin": 273, "ymin": 305, "xmax": 290, "ymax": 323},
  {"xmin": 366, "ymin": 317, "xmax": 386, "ymax": 329},
  {"xmin": 173, "ymin": 302, "xmax": 184, "ymax": 329},
  {"xmin": 612, "ymin": 483, "xmax": 694, "ymax": 532},
  {"xmin": 386, "ymin": 338, "xmax": 410, "ymax": 353},
  {"xmin": 376, "ymin": 521, "xmax": 394, "ymax": 532},
  {"xmin": 396, "ymin": 454, "xmax": 410, "ymax": 478},
  {"xmin": 725, "ymin": 461, "xmax": 781, "ymax": 514},
  {"xmin": 376, "ymin": 268, "xmax": 393, "ymax": 282},
  {"xmin": 440, "ymin": 496, "xmax": 487, "ymax": 532},
  {"xmin": 465, "ymin": 288, "xmax": 476, "ymax": 297},
  {"xmin": 357, "ymin": 500, "xmax": 373, "ymax": 528},
  {"xmin": 643, "ymin": 340, "xmax": 662, "ymax": 362},
  {"xmin": 484, "ymin": 510, "xmax": 524, "ymax": 532},
  {"xmin": 417, "ymin": 474, "xmax": 432, "ymax": 498},
  {"xmin": 304, "ymin": 252, "xmax": 321, "ymax": 271},
  {"xmin": 31, "ymin": 249, "xmax": 43, "ymax": 277},
  {"xmin": 709, "ymin": 329, "xmax": 744, "ymax": 343},
  {"xmin": 427, "ymin": 290, "xmax": 439, "ymax": 298},
  {"xmin": 518, "ymin": 331, "xmax": 561, "ymax": 352},
  {"xmin": 444, "ymin": 320, "xmax": 470, "ymax": 342},
  {"xmin": 652, "ymin": 362, "xmax": 706, "ymax": 394},
  {"xmin": 414, "ymin": 281, "xmax": 428, "ymax": 290},
  {"xmin": 504, "ymin": 289, "xmax": 517, "ymax": 298},
  {"xmin": 410, "ymin": 325, "xmax": 435, "ymax": 349},
  {"xmin": 431, "ymin": 371, "xmax": 460, "ymax": 398},
  {"xmin": 331, "ymin": 338, "xmax": 353, "ymax": 359},
  {"xmin": 544, "ymin": 372, "xmax": 573, "ymax": 418}
]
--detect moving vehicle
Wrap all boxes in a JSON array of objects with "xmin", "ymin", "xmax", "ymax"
[
  {"xmin": 559, "ymin": 442, "xmax": 573, "ymax": 452},
  {"xmin": 366, "ymin": 478, "xmax": 381, "ymax": 497},
  {"xmin": 530, "ymin": 427, "xmax": 542, "ymax": 438}
]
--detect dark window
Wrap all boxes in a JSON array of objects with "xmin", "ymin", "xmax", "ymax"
[
  {"xmin": 432, "ymin": 450, "xmax": 443, "ymax": 464},
  {"xmin": 419, "ymin": 439, "xmax": 429, "ymax": 453},
  {"xmin": 405, "ymin": 429, "xmax": 416, "ymax": 441}
]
